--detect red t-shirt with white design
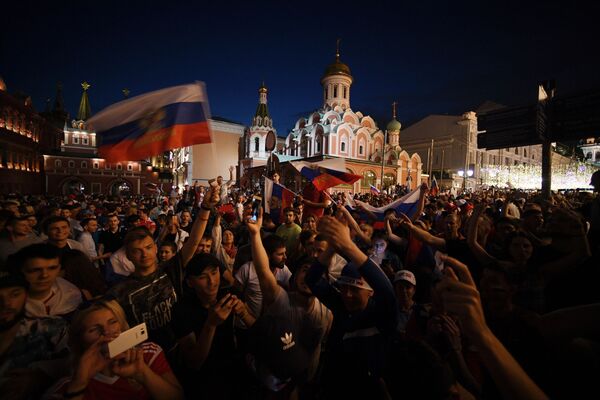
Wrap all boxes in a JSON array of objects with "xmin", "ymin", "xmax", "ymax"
[{"xmin": 49, "ymin": 342, "xmax": 172, "ymax": 400}]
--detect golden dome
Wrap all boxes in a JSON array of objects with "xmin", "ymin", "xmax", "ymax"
[{"xmin": 323, "ymin": 56, "xmax": 352, "ymax": 78}]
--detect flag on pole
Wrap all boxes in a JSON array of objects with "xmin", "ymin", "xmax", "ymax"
[
  {"xmin": 264, "ymin": 176, "xmax": 295, "ymax": 225},
  {"xmin": 350, "ymin": 188, "xmax": 421, "ymax": 221},
  {"xmin": 87, "ymin": 83, "xmax": 212, "ymax": 162},
  {"xmin": 369, "ymin": 184, "xmax": 380, "ymax": 195},
  {"xmin": 430, "ymin": 176, "xmax": 439, "ymax": 196},
  {"xmin": 290, "ymin": 158, "xmax": 361, "ymax": 191}
]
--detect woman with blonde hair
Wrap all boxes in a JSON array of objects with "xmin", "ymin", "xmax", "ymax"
[{"xmin": 46, "ymin": 299, "xmax": 183, "ymax": 399}]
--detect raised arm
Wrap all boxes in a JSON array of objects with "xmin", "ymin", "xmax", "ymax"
[
  {"xmin": 385, "ymin": 216, "xmax": 406, "ymax": 246},
  {"xmin": 398, "ymin": 212, "xmax": 446, "ymax": 251},
  {"xmin": 211, "ymin": 213, "xmax": 223, "ymax": 255},
  {"xmin": 467, "ymin": 205, "xmax": 497, "ymax": 266},
  {"xmin": 338, "ymin": 203, "xmax": 372, "ymax": 246},
  {"xmin": 179, "ymin": 184, "xmax": 220, "ymax": 268},
  {"xmin": 437, "ymin": 256, "xmax": 548, "ymax": 400},
  {"xmin": 247, "ymin": 207, "xmax": 280, "ymax": 306}
]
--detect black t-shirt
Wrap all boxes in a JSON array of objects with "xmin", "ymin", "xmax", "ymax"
[
  {"xmin": 171, "ymin": 294, "xmax": 236, "ymax": 369},
  {"xmin": 107, "ymin": 254, "xmax": 184, "ymax": 352},
  {"xmin": 98, "ymin": 229, "xmax": 125, "ymax": 254}
]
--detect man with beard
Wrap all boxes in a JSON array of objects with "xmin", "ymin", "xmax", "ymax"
[{"xmin": 0, "ymin": 270, "xmax": 69, "ymax": 399}]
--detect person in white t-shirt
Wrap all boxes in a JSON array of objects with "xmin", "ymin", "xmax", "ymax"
[{"xmin": 234, "ymin": 234, "xmax": 291, "ymax": 328}]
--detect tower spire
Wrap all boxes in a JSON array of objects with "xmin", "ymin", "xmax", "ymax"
[
  {"xmin": 53, "ymin": 82, "xmax": 65, "ymax": 112},
  {"xmin": 336, "ymin": 38, "xmax": 341, "ymax": 61},
  {"xmin": 77, "ymin": 81, "xmax": 92, "ymax": 121},
  {"xmin": 392, "ymin": 101, "xmax": 397, "ymax": 119}
]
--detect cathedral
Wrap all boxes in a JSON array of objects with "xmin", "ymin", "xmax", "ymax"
[{"xmin": 239, "ymin": 45, "xmax": 423, "ymax": 193}]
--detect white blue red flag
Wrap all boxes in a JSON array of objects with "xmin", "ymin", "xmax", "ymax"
[
  {"xmin": 430, "ymin": 176, "xmax": 439, "ymax": 196},
  {"xmin": 264, "ymin": 176, "xmax": 295, "ymax": 225},
  {"xmin": 350, "ymin": 188, "xmax": 421, "ymax": 221},
  {"xmin": 370, "ymin": 185, "xmax": 380, "ymax": 195},
  {"xmin": 290, "ymin": 158, "xmax": 361, "ymax": 191},
  {"xmin": 87, "ymin": 83, "xmax": 212, "ymax": 162}
]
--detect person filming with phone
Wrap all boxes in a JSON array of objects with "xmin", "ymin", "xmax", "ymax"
[{"xmin": 46, "ymin": 299, "xmax": 183, "ymax": 399}]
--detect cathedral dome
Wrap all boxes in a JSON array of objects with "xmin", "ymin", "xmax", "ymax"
[
  {"xmin": 323, "ymin": 58, "xmax": 352, "ymax": 78},
  {"xmin": 386, "ymin": 118, "xmax": 401, "ymax": 132}
]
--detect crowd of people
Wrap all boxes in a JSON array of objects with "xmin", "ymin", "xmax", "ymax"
[{"xmin": 0, "ymin": 169, "xmax": 599, "ymax": 399}]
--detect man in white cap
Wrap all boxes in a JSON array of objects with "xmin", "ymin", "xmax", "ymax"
[{"xmin": 393, "ymin": 270, "xmax": 418, "ymax": 335}]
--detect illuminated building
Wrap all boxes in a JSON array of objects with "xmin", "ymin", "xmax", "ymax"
[
  {"xmin": 241, "ymin": 45, "xmax": 423, "ymax": 193},
  {"xmin": 0, "ymin": 77, "xmax": 62, "ymax": 194}
]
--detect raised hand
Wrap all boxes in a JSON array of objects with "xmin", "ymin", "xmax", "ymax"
[
  {"xmin": 110, "ymin": 347, "xmax": 147, "ymax": 382},
  {"xmin": 202, "ymin": 181, "xmax": 221, "ymax": 209},
  {"xmin": 207, "ymin": 294, "xmax": 235, "ymax": 327},
  {"xmin": 245, "ymin": 206, "xmax": 263, "ymax": 236},
  {"xmin": 74, "ymin": 337, "xmax": 112, "ymax": 384},
  {"xmin": 435, "ymin": 256, "xmax": 487, "ymax": 342},
  {"xmin": 317, "ymin": 216, "xmax": 352, "ymax": 253}
]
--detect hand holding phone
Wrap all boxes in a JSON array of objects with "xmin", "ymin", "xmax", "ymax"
[{"xmin": 107, "ymin": 323, "xmax": 148, "ymax": 358}]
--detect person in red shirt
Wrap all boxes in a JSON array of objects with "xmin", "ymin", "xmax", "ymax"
[
  {"xmin": 299, "ymin": 182, "xmax": 331, "ymax": 224},
  {"xmin": 48, "ymin": 299, "xmax": 183, "ymax": 400}
]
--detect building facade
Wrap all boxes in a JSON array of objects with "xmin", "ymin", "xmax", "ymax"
[
  {"xmin": 580, "ymin": 137, "xmax": 600, "ymax": 166},
  {"xmin": 0, "ymin": 77, "xmax": 63, "ymax": 194},
  {"xmin": 242, "ymin": 47, "xmax": 423, "ymax": 193},
  {"xmin": 400, "ymin": 108, "xmax": 545, "ymax": 190}
]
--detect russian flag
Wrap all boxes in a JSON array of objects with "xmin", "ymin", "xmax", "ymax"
[
  {"xmin": 87, "ymin": 83, "xmax": 212, "ymax": 162},
  {"xmin": 370, "ymin": 184, "xmax": 380, "ymax": 195},
  {"xmin": 430, "ymin": 176, "xmax": 439, "ymax": 196},
  {"xmin": 352, "ymin": 188, "xmax": 421, "ymax": 221},
  {"xmin": 291, "ymin": 158, "xmax": 361, "ymax": 191},
  {"xmin": 264, "ymin": 176, "xmax": 296, "ymax": 225}
]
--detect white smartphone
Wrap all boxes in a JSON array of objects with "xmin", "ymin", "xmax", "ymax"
[{"xmin": 107, "ymin": 323, "xmax": 148, "ymax": 358}]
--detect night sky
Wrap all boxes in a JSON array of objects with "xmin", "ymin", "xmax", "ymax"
[{"xmin": 2, "ymin": 1, "xmax": 599, "ymax": 137}]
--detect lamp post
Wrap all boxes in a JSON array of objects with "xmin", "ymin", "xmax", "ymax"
[{"xmin": 458, "ymin": 168, "xmax": 473, "ymax": 191}]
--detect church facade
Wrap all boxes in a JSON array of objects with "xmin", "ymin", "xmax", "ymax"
[{"xmin": 240, "ymin": 47, "xmax": 423, "ymax": 193}]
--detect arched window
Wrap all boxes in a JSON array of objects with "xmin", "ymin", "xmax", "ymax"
[
  {"xmin": 362, "ymin": 170, "xmax": 376, "ymax": 188},
  {"xmin": 596, "ymin": 151, "xmax": 600, "ymax": 161},
  {"xmin": 81, "ymin": 161, "xmax": 87, "ymax": 169},
  {"xmin": 93, "ymin": 162, "xmax": 99, "ymax": 169},
  {"xmin": 586, "ymin": 152, "xmax": 593, "ymax": 160},
  {"xmin": 116, "ymin": 163, "xmax": 122, "ymax": 170},
  {"xmin": 254, "ymin": 137, "xmax": 259, "ymax": 152},
  {"xmin": 316, "ymin": 137, "xmax": 322, "ymax": 153},
  {"xmin": 359, "ymin": 144, "xmax": 364, "ymax": 155},
  {"xmin": 515, "ymin": 147, "xmax": 519, "ymax": 155},
  {"xmin": 127, "ymin": 164, "xmax": 133, "ymax": 171},
  {"xmin": 341, "ymin": 141, "xmax": 346, "ymax": 152},
  {"xmin": 68, "ymin": 160, "xmax": 75, "ymax": 168},
  {"xmin": 55, "ymin": 159, "xmax": 61, "ymax": 168},
  {"xmin": 333, "ymin": 86, "xmax": 338, "ymax": 98},
  {"xmin": 343, "ymin": 86, "xmax": 347, "ymax": 99},
  {"xmin": 524, "ymin": 148, "xmax": 527, "ymax": 157}
]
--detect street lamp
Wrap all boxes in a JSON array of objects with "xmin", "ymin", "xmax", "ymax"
[{"xmin": 458, "ymin": 169, "xmax": 473, "ymax": 190}]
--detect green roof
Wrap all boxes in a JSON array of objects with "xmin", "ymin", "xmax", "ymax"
[{"xmin": 255, "ymin": 103, "xmax": 269, "ymax": 119}]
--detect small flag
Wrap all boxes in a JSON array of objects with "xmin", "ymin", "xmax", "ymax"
[
  {"xmin": 88, "ymin": 83, "xmax": 212, "ymax": 162},
  {"xmin": 291, "ymin": 158, "xmax": 361, "ymax": 191},
  {"xmin": 430, "ymin": 176, "xmax": 439, "ymax": 196},
  {"xmin": 264, "ymin": 176, "xmax": 295, "ymax": 225},
  {"xmin": 369, "ymin": 184, "xmax": 380, "ymax": 195},
  {"xmin": 351, "ymin": 188, "xmax": 421, "ymax": 221}
]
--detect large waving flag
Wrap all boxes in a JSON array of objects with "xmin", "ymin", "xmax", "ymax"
[
  {"xmin": 369, "ymin": 184, "xmax": 380, "ymax": 195},
  {"xmin": 352, "ymin": 188, "xmax": 421, "ymax": 221},
  {"xmin": 87, "ymin": 83, "xmax": 212, "ymax": 162},
  {"xmin": 264, "ymin": 176, "xmax": 296, "ymax": 225},
  {"xmin": 290, "ymin": 158, "xmax": 361, "ymax": 191}
]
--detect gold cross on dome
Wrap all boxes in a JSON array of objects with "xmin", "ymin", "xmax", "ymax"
[
  {"xmin": 81, "ymin": 81, "xmax": 90, "ymax": 91},
  {"xmin": 392, "ymin": 101, "xmax": 397, "ymax": 118}
]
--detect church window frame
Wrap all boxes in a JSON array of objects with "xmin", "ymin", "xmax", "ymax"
[
  {"xmin": 72, "ymin": 136, "xmax": 79, "ymax": 145},
  {"xmin": 82, "ymin": 136, "xmax": 89, "ymax": 145},
  {"xmin": 68, "ymin": 160, "xmax": 75, "ymax": 168},
  {"xmin": 254, "ymin": 137, "xmax": 260, "ymax": 152},
  {"xmin": 81, "ymin": 161, "xmax": 87, "ymax": 169},
  {"xmin": 333, "ymin": 86, "xmax": 338, "ymax": 98},
  {"xmin": 55, "ymin": 159, "xmax": 62, "ymax": 168}
]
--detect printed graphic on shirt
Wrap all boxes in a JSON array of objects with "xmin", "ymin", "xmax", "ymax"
[{"xmin": 127, "ymin": 273, "xmax": 177, "ymax": 330}]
